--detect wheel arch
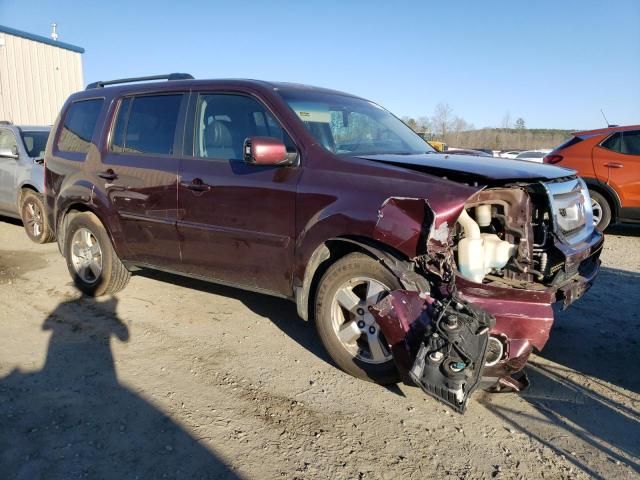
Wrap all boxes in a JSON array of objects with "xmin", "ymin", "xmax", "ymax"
[
  {"xmin": 16, "ymin": 183, "xmax": 40, "ymax": 207},
  {"xmin": 56, "ymin": 203, "xmax": 118, "ymax": 257},
  {"xmin": 583, "ymin": 177, "xmax": 621, "ymax": 222},
  {"xmin": 295, "ymin": 236, "xmax": 428, "ymax": 321}
]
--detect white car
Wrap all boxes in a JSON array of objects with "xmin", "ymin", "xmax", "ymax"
[
  {"xmin": 514, "ymin": 149, "xmax": 552, "ymax": 163},
  {"xmin": 500, "ymin": 150, "xmax": 522, "ymax": 159}
]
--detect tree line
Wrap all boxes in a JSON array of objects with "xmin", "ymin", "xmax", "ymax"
[{"xmin": 401, "ymin": 103, "xmax": 573, "ymax": 151}]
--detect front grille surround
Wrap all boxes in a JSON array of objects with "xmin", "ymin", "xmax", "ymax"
[{"xmin": 542, "ymin": 178, "xmax": 594, "ymax": 246}]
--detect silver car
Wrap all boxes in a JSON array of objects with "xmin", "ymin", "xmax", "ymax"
[{"xmin": 0, "ymin": 122, "xmax": 54, "ymax": 243}]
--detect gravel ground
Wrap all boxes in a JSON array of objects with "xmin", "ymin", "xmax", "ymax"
[{"xmin": 0, "ymin": 218, "xmax": 638, "ymax": 479}]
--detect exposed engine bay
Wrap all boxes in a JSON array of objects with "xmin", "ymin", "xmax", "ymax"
[{"xmin": 453, "ymin": 178, "xmax": 594, "ymax": 288}]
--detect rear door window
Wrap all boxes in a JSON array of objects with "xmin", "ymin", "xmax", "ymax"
[
  {"xmin": 110, "ymin": 94, "xmax": 183, "ymax": 155},
  {"xmin": 57, "ymin": 99, "xmax": 104, "ymax": 153},
  {"xmin": 621, "ymin": 130, "xmax": 640, "ymax": 155}
]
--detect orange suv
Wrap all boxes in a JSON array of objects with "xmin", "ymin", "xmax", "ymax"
[{"xmin": 544, "ymin": 125, "xmax": 640, "ymax": 230}]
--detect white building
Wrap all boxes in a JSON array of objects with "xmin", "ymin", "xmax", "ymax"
[{"xmin": 0, "ymin": 24, "xmax": 84, "ymax": 125}]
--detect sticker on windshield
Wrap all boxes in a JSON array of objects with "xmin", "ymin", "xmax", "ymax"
[{"xmin": 290, "ymin": 102, "xmax": 331, "ymax": 123}]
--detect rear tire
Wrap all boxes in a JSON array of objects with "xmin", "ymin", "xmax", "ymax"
[
  {"xmin": 315, "ymin": 252, "xmax": 401, "ymax": 385},
  {"xmin": 589, "ymin": 190, "xmax": 612, "ymax": 231},
  {"xmin": 20, "ymin": 191, "xmax": 54, "ymax": 244},
  {"xmin": 63, "ymin": 212, "xmax": 130, "ymax": 296}
]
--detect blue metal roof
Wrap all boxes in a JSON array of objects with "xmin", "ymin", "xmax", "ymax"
[{"xmin": 0, "ymin": 25, "xmax": 84, "ymax": 54}]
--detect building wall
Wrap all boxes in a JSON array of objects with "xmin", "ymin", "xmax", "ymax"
[{"xmin": 0, "ymin": 31, "xmax": 83, "ymax": 125}]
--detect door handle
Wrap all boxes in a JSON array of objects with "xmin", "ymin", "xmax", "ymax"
[
  {"xmin": 180, "ymin": 178, "xmax": 211, "ymax": 192},
  {"xmin": 605, "ymin": 162, "xmax": 624, "ymax": 169},
  {"xmin": 98, "ymin": 169, "xmax": 118, "ymax": 180}
]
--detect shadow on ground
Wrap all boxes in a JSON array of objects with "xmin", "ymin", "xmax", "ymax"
[
  {"xmin": 481, "ymin": 265, "xmax": 640, "ymax": 478},
  {"xmin": 544, "ymin": 266, "xmax": 640, "ymax": 393},
  {"xmin": 0, "ymin": 296, "xmax": 240, "ymax": 479},
  {"xmin": 606, "ymin": 223, "xmax": 640, "ymax": 237},
  {"xmin": 138, "ymin": 269, "xmax": 333, "ymax": 365}
]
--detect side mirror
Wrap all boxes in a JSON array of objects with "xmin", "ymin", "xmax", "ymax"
[
  {"xmin": 0, "ymin": 146, "xmax": 18, "ymax": 159},
  {"xmin": 244, "ymin": 137, "xmax": 288, "ymax": 165}
]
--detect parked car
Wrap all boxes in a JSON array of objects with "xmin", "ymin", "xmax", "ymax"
[
  {"xmin": 0, "ymin": 122, "xmax": 54, "ymax": 243},
  {"xmin": 544, "ymin": 125, "xmax": 640, "ymax": 230},
  {"xmin": 445, "ymin": 148, "xmax": 493, "ymax": 157},
  {"xmin": 44, "ymin": 74, "xmax": 603, "ymax": 411},
  {"xmin": 469, "ymin": 148, "xmax": 495, "ymax": 156},
  {"xmin": 499, "ymin": 150, "xmax": 522, "ymax": 159},
  {"xmin": 514, "ymin": 149, "xmax": 552, "ymax": 163}
]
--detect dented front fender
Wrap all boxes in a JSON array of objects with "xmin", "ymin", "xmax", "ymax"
[{"xmin": 372, "ymin": 192, "xmax": 480, "ymax": 281}]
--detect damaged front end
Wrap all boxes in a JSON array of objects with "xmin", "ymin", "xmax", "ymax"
[{"xmin": 370, "ymin": 176, "xmax": 603, "ymax": 412}]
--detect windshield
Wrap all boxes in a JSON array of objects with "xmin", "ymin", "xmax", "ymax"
[
  {"xmin": 20, "ymin": 130, "xmax": 50, "ymax": 158},
  {"xmin": 279, "ymin": 91, "xmax": 434, "ymax": 156}
]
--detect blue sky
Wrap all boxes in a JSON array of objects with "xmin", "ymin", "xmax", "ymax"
[{"xmin": 2, "ymin": 0, "xmax": 638, "ymax": 129}]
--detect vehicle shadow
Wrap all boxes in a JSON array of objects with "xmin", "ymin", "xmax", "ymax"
[
  {"xmin": 544, "ymin": 266, "xmax": 640, "ymax": 393},
  {"xmin": 137, "ymin": 270, "xmax": 333, "ymax": 366},
  {"xmin": 0, "ymin": 215, "xmax": 23, "ymax": 227},
  {"xmin": 480, "ymin": 265, "xmax": 640, "ymax": 477},
  {"xmin": 137, "ymin": 270, "xmax": 409, "ymax": 395},
  {"xmin": 606, "ymin": 223, "xmax": 640, "ymax": 237},
  {"xmin": 0, "ymin": 296, "xmax": 241, "ymax": 480}
]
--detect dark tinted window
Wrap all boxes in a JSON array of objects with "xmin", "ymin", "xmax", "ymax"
[
  {"xmin": 601, "ymin": 132, "xmax": 622, "ymax": 152},
  {"xmin": 555, "ymin": 135, "xmax": 584, "ymax": 151},
  {"xmin": 21, "ymin": 130, "xmax": 49, "ymax": 157},
  {"xmin": 622, "ymin": 130, "xmax": 640, "ymax": 155},
  {"xmin": 111, "ymin": 97, "xmax": 132, "ymax": 152},
  {"xmin": 112, "ymin": 94, "xmax": 183, "ymax": 155},
  {"xmin": 194, "ymin": 94, "xmax": 294, "ymax": 160},
  {"xmin": 57, "ymin": 99, "xmax": 104, "ymax": 153}
]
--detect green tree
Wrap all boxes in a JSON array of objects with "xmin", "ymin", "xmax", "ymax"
[
  {"xmin": 515, "ymin": 118, "xmax": 526, "ymax": 129},
  {"xmin": 401, "ymin": 116, "xmax": 418, "ymax": 131}
]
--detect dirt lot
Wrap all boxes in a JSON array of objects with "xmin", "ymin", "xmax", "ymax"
[{"xmin": 0, "ymin": 218, "xmax": 638, "ymax": 480}]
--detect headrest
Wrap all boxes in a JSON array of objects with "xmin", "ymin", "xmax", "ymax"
[{"xmin": 207, "ymin": 120, "xmax": 233, "ymax": 147}]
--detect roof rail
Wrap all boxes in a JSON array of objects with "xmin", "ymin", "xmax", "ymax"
[{"xmin": 86, "ymin": 73, "xmax": 194, "ymax": 90}]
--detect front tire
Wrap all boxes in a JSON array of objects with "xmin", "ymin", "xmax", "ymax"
[
  {"xmin": 315, "ymin": 252, "xmax": 401, "ymax": 385},
  {"xmin": 20, "ymin": 191, "xmax": 54, "ymax": 244},
  {"xmin": 589, "ymin": 190, "xmax": 612, "ymax": 231},
  {"xmin": 63, "ymin": 212, "xmax": 130, "ymax": 296}
]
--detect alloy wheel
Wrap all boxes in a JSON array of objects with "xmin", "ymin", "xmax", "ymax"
[
  {"xmin": 70, "ymin": 228, "xmax": 103, "ymax": 284},
  {"xmin": 330, "ymin": 276, "xmax": 392, "ymax": 364},
  {"xmin": 591, "ymin": 198, "xmax": 603, "ymax": 227},
  {"xmin": 24, "ymin": 201, "xmax": 43, "ymax": 238}
]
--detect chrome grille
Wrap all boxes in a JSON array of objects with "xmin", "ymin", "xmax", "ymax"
[{"xmin": 542, "ymin": 178, "xmax": 594, "ymax": 245}]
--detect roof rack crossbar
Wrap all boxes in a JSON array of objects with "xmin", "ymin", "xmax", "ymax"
[{"xmin": 86, "ymin": 73, "xmax": 194, "ymax": 90}]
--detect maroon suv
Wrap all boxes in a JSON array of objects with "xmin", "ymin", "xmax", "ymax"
[{"xmin": 45, "ymin": 74, "xmax": 603, "ymax": 411}]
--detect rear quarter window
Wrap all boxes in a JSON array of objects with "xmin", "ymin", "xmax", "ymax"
[
  {"xmin": 555, "ymin": 136, "xmax": 584, "ymax": 151},
  {"xmin": 57, "ymin": 99, "xmax": 104, "ymax": 153},
  {"xmin": 600, "ymin": 132, "xmax": 622, "ymax": 153}
]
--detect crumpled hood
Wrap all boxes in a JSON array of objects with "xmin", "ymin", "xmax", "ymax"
[{"xmin": 357, "ymin": 153, "xmax": 575, "ymax": 181}]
